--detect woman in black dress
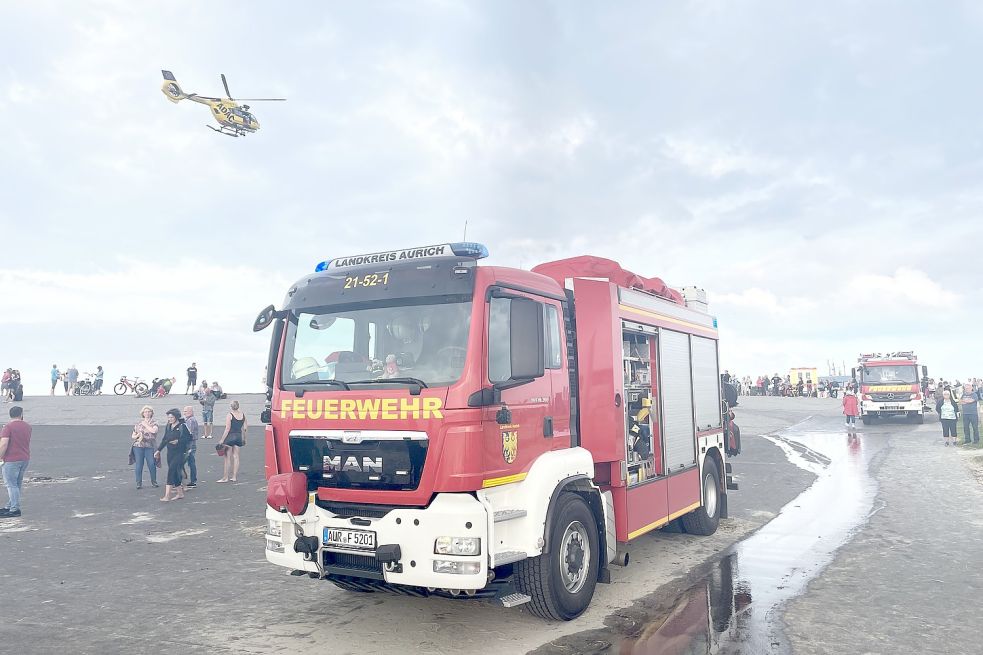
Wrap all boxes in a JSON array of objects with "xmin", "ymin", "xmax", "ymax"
[
  {"xmin": 217, "ymin": 400, "xmax": 247, "ymax": 484},
  {"xmin": 156, "ymin": 408, "xmax": 192, "ymax": 501}
]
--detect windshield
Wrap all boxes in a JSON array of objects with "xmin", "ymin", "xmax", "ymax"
[
  {"xmin": 281, "ymin": 300, "xmax": 472, "ymax": 388},
  {"xmin": 861, "ymin": 365, "xmax": 918, "ymax": 385}
]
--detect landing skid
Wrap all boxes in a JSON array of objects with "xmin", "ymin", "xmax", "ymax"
[{"xmin": 207, "ymin": 125, "xmax": 244, "ymax": 137}]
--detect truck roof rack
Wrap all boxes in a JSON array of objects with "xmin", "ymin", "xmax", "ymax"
[{"xmin": 531, "ymin": 256, "xmax": 684, "ymax": 306}]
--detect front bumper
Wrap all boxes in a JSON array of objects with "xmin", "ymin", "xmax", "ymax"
[
  {"xmin": 265, "ymin": 492, "xmax": 489, "ymax": 590},
  {"xmin": 862, "ymin": 400, "xmax": 923, "ymax": 414}
]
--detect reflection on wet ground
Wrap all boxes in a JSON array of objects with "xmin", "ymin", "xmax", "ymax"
[{"xmin": 624, "ymin": 422, "xmax": 885, "ymax": 654}]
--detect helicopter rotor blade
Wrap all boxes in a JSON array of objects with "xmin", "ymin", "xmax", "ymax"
[{"xmin": 221, "ymin": 73, "xmax": 232, "ymax": 99}]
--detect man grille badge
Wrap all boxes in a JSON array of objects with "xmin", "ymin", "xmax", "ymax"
[{"xmin": 342, "ymin": 431, "xmax": 362, "ymax": 444}]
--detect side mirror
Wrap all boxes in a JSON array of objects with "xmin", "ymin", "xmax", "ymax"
[
  {"xmin": 922, "ymin": 365, "xmax": 928, "ymax": 377},
  {"xmin": 508, "ymin": 297, "xmax": 545, "ymax": 381},
  {"xmin": 254, "ymin": 305, "xmax": 277, "ymax": 332},
  {"xmin": 851, "ymin": 367, "xmax": 856, "ymax": 380}
]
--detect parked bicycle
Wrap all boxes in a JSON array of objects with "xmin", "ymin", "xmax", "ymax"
[
  {"xmin": 114, "ymin": 376, "xmax": 149, "ymax": 397},
  {"xmin": 74, "ymin": 373, "xmax": 96, "ymax": 396}
]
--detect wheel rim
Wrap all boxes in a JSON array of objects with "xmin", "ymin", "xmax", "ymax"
[
  {"xmin": 703, "ymin": 470, "xmax": 718, "ymax": 518},
  {"xmin": 558, "ymin": 520, "xmax": 591, "ymax": 594}
]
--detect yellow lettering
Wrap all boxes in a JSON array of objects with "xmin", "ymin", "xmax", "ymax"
[
  {"xmin": 339, "ymin": 399, "xmax": 356, "ymax": 420},
  {"xmin": 307, "ymin": 399, "xmax": 323, "ymax": 420},
  {"xmin": 401, "ymin": 397, "xmax": 421, "ymax": 419},
  {"xmin": 356, "ymin": 399, "xmax": 380, "ymax": 419},
  {"xmin": 381, "ymin": 398, "xmax": 398, "ymax": 420},
  {"xmin": 292, "ymin": 399, "xmax": 306, "ymax": 420},
  {"xmin": 324, "ymin": 399, "xmax": 338, "ymax": 420},
  {"xmin": 280, "ymin": 398, "xmax": 292, "ymax": 419},
  {"xmin": 423, "ymin": 397, "xmax": 443, "ymax": 419}
]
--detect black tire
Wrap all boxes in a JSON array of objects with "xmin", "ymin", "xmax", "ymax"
[
  {"xmin": 910, "ymin": 412, "xmax": 924, "ymax": 424},
  {"xmin": 681, "ymin": 458, "xmax": 721, "ymax": 536},
  {"xmin": 134, "ymin": 383, "xmax": 149, "ymax": 397},
  {"xmin": 514, "ymin": 492, "xmax": 599, "ymax": 621},
  {"xmin": 114, "ymin": 382, "xmax": 128, "ymax": 395},
  {"xmin": 861, "ymin": 415, "xmax": 871, "ymax": 425}
]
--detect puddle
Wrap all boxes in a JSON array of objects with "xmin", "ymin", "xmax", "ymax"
[
  {"xmin": 540, "ymin": 422, "xmax": 885, "ymax": 655},
  {"xmin": 622, "ymin": 426, "xmax": 883, "ymax": 654}
]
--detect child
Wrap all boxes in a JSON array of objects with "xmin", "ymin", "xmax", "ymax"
[{"xmin": 842, "ymin": 384, "xmax": 860, "ymax": 429}]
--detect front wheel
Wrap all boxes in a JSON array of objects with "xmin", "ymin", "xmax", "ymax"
[
  {"xmin": 861, "ymin": 415, "xmax": 871, "ymax": 425},
  {"xmin": 134, "ymin": 383, "xmax": 149, "ymax": 397},
  {"xmin": 113, "ymin": 382, "xmax": 128, "ymax": 395},
  {"xmin": 514, "ymin": 492, "xmax": 599, "ymax": 621},
  {"xmin": 681, "ymin": 458, "xmax": 721, "ymax": 536}
]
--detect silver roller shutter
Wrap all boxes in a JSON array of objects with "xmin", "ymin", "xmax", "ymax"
[
  {"xmin": 659, "ymin": 329, "xmax": 696, "ymax": 471},
  {"xmin": 691, "ymin": 336, "xmax": 722, "ymax": 431}
]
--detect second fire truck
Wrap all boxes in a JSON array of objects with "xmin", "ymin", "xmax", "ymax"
[{"xmin": 853, "ymin": 351, "xmax": 929, "ymax": 424}]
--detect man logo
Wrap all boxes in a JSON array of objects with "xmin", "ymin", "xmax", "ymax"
[{"xmin": 502, "ymin": 430, "xmax": 518, "ymax": 464}]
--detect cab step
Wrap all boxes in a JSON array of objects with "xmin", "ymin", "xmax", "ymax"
[
  {"xmin": 493, "ymin": 550, "xmax": 527, "ymax": 567},
  {"xmin": 500, "ymin": 592, "xmax": 532, "ymax": 608},
  {"xmin": 493, "ymin": 509, "xmax": 528, "ymax": 523}
]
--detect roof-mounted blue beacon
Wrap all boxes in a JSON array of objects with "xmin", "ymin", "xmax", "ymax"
[{"xmin": 315, "ymin": 242, "xmax": 489, "ymax": 272}]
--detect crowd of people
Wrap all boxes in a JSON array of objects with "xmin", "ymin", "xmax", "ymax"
[
  {"xmin": 39, "ymin": 362, "xmax": 217, "ymax": 398},
  {"xmin": 725, "ymin": 372, "xmax": 842, "ymax": 398},
  {"xmin": 930, "ymin": 378, "xmax": 981, "ymax": 447},
  {"xmin": 129, "ymin": 396, "xmax": 249, "ymax": 500}
]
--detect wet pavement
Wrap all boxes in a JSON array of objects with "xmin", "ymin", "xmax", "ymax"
[
  {"xmin": 623, "ymin": 420, "xmax": 886, "ymax": 654},
  {"xmin": 539, "ymin": 413, "xmax": 900, "ymax": 654}
]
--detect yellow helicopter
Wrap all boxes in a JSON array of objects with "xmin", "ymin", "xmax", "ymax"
[{"xmin": 161, "ymin": 70, "xmax": 285, "ymax": 137}]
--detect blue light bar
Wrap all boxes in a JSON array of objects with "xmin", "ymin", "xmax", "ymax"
[
  {"xmin": 315, "ymin": 260, "xmax": 332, "ymax": 272},
  {"xmin": 449, "ymin": 242, "xmax": 489, "ymax": 259}
]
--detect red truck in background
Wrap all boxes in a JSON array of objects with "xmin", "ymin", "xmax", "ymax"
[
  {"xmin": 853, "ymin": 352, "xmax": 929, "ymax": 425},
  {"xmin": 255, "ymin": 243, "xmax": 739, "ymax": 620}
]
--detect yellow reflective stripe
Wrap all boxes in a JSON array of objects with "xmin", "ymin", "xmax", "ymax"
[
  {"xmin": 481, "ymin": 472, "xmax": 528, "ymax": 488},
  {"xmin": 627, "ymin": 501, "xmax": 702, "ymax": 540},
  {"xmin": 618, "ymin": 304, "xmax": 717, "ymax": 335}
]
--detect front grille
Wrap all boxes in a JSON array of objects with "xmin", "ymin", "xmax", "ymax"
[
  {"xmin": 290, "ymin": 434, "xmax": 428, "ymax": 492},
  {"xmin": 871, "ymin": 393, "xmax": 912, "ymax": 402},
  {"xmin": 324, "ymin": 551, "xmax": 383, "ymax": 579},
  {"xmin": 317, "ymin": 501, "xmax": 395, "ymax": 519}
]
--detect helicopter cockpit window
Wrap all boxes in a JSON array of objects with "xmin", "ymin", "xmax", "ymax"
[{"xmin": 282, "ymin": 300, "xmax": 472, "ymax": 388}]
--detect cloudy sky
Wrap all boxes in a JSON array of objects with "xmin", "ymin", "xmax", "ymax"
[{"xmin": 2, "ymin": 1, "xmax": 981, "ymax": 394}]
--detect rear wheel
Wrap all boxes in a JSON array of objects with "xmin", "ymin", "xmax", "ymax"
[
  {"xmin": 134, "ymin": 383, "xmax": 149, "ymax": 397},
  {"xmin": 681, "ymin": 458, "xmax": 721, "ymax": 536},
  {"xmin": 515, "ymin": 492, "xmax": 599, "ymax": 621},
  {"xmin": 113, "ymin": 382, "xmax": 128, "ymax": 395}
]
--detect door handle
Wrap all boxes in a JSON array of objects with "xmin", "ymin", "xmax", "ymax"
[{"xmin": 543, "ymin": 416, "xmax": 554, "ymax": 437}]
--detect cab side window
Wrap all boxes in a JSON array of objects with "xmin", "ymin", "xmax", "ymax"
[{"xmin": 544, "ymin": 304, "xmax": 562, "ymax": 369}]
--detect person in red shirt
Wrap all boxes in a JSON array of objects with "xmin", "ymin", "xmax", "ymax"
[
  {"xmin": 0, "ymin": 405, "xmax": 32, "ymax": 518},
  {"xmin": 842, "ymin": 384, "xmax": 860, "ymax": 430}
]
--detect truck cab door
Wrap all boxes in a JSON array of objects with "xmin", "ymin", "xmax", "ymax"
[{"xmin": 479, "ymin": 294, "xmax": 551, "ymax": 485}]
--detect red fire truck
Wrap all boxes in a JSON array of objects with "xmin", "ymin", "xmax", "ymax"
[
  {"xmin": 852, "ymin": 351, "xmax": 929, "ymax": 425},
  {"xmin": 255, "ymin": 243, "xmax": 740, "ymax": 620}
]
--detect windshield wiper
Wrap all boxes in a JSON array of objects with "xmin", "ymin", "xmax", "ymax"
[
  {"xmin": 347, "ymin": 377, "xmax": 430, "ymax": 394},
  {"xmin": 287, "ymin": 379, "xmax": 350, "ymax": 391}
]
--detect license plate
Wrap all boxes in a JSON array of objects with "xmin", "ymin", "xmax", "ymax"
[
  {"xmin": 881, "ymin": 406, "xmax": 903, "ymax": 410},
  {"xmin": 324, "ymin": 527, "xmax": 376, "ymax": 551}
]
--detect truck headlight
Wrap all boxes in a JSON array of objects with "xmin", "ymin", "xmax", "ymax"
[
  {"xmin": 433, "ymin": 559, "xmax": 481, "ymax": 575},
  {"xmin": 267, "ymin": 519, "xmax": 282, "ymax": 538},
  {"xmin": 434, "ymin": 537, "xmax": 481, "ymax": 556}
]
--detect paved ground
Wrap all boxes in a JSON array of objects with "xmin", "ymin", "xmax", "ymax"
[
  {"xmin": 0, "ymin": 396, "xmax": 817, "ymax": 654},
  {"xmin": 7, "ymin": 397, "xmax": 975, "ymax": 654}
]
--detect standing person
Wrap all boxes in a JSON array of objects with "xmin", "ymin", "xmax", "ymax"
[
  {"xmin": 182, "ymin": 405, "xmax": 200, "ymax": 488},
  {"xmin": 198, "ymin": 382, "xmax": 216, "ymax": 438},
  {"xmin": 0, "ymin": 406, "xmax": 32, "ymax": 517},
  {"xmin": 185, "ymin": 362, "xmax": 198, "ymax": 395},
  {"xmin": 93, "ymin": 366, "xmax": 104, "ymax": 395},
  {"xmin": 217, "ymin": 400, "xmax": 247, "ymax": 484},
  {"xmin": 67, "ymin": 365, "xmax": 79, "ymax": 396},
  {"xmin": 937, "ymin": 390, "xmax": 959, "ymax": 447},
  {"xmin": 958, "ymin": 383, "xmax": 980, "ymax": 445},
  {"xmin": 50, "ymin": 365, "xmax": 60, "ymax": 396},
  {"xmin": 131, "ymin": 405, "xmax": 159, "ymax": 489},
  {"xmin": 771, "ymin": 373, "xmax": 782, "ymax": 396},
  {"xmin": 155, "ymin": 409, "xmax": 192, "ymax": 502},
  {"xmin": 842, "ymin": 384, "xmax": 860, "ymax": 429}
]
